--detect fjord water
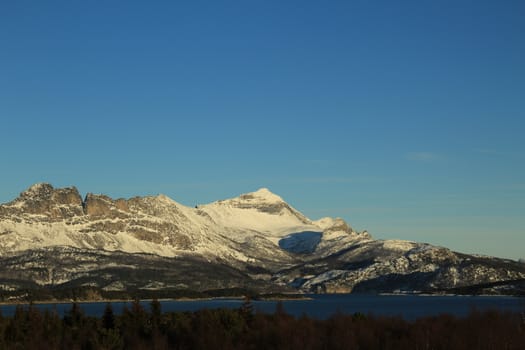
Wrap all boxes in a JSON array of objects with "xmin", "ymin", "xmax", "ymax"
[{"xmin": 2, "ymin": 295, "xmax": 523, "ymax": 320}]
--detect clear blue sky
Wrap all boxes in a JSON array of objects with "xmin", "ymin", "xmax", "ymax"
[{"xmin": 1, "ymin": 1, "xmax": 524, "ymax": 260}]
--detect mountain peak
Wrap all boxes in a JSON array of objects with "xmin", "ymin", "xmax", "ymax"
[
  {"xmin": 213, "ymin": 188, "xmax": 286, "ymax": 207},
  {"xmin": 247, "ymin": 188, "xmax": 284, "ymax": 203},
  {"xmin": 19, "ymin": 183, "xmax": 81, "ymax": 202},
  {"xmin": 21, "ymin": 183, "xmax": 55, "ymax": 198},
  {"xmin": 4, "ymin": 183, "xmax": 84, "ymax": 220}
]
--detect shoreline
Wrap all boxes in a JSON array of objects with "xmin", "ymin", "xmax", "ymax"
[
  {"xmin": 0, "ymin": 295, "xmax": 314, "ymax": 306},
  {"xmin": 2, "ymin": 293, "xmax": 523, "ymax": 306}
]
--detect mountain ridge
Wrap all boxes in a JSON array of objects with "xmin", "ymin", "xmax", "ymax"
[{"xmin": 0, "ymin": 183, "xmax": 524, "ymax": 296}]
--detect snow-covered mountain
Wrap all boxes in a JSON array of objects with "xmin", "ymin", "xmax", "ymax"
[{"xmin": 0, "ymin": 183, "xmax": 524, "ymax": 295}]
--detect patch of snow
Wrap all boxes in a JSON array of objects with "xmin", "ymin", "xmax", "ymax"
[
  {"xmin": 199, "ymin": 203, "xmax": 318, "ymax": 242},
  {"xmin": 313, "ymin": 217, "xmax": 337, "ymax": 230},
  {"xmin": 103, "ymin": 281, "xmax": 126, "ymax": 291},
  {"xmin": 382, "ymin": 240, "xmax": 417, "ymax": 252},
  {"xmin": 304, "ymin": 270, "xmax": 347, "ymax": 285}
]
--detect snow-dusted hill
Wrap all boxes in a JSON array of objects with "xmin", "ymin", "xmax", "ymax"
[
  {"xmin": 0, "ymin": 183, "xmax": 524, "ymax": 295},
  {"xmin": 0, "ymin": 184, "xmax": 367, "ymax": 267}
]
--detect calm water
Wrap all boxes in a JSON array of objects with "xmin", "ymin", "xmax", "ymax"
[{"xmin": 2, "ymin": 294, "xmax": 523, "ymax": 320}]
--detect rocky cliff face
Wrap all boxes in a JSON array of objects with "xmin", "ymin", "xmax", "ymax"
[
  {"xmin": 0, "ymin": 184, "xmax": 84, "ymax": 221},
  {"xmin": 0, "ymin": 183, "xmax": 524, "ymax": 295}
]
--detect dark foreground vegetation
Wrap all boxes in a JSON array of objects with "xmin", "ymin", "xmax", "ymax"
[{"xmin": 0, "ymin": 299, "xmax": 524, "ymax": 350}]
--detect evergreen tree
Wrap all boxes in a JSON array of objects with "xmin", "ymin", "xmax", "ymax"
[
  {"xmin": 102, "ymin": 303, "xmax": 115, "ymax": 330},
  {"xmin": 150, "ymin": 298, "xmax": 161, "ymax": 328},
  {"xmin": 6, "ymin": 304, "xmax": 26, "ymax": 344},
  {"xmin": 240, "ymin": 296, "xmax": 254, "ymax": 323},
  {"xmin": 275, "ymin": 301, "xmax": 287, "ymax": 318},
  {"xmin": 64, "ymin": 302, "xmax": 84, "ymax": 328},
  {"xmin": 42, "ymin": 309, "xmax": 62, "ymax": 349}
]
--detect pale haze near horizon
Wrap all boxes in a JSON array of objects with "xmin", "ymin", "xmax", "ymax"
[{"xmin": 0, "ymin": 1, "xmax": 524, "ymax": 260}]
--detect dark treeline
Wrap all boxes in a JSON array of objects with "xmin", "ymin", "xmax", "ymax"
[{"xmin": 0, "ymin": 299, "xmax": 524, "ymax": 349}]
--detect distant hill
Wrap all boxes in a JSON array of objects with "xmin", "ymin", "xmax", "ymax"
[{"xmin": 0, "ymin": 183, "xmax": 524, "ymax": 300}]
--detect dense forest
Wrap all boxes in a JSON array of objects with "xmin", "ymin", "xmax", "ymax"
[{"xmin": 0, "ymin": 298, "xmax": 523, "ymax": 349}]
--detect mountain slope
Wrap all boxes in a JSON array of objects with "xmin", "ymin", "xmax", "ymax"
[{"xmin": 0, "ymin": 183, "xmax": 523, "ymax": 296}]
